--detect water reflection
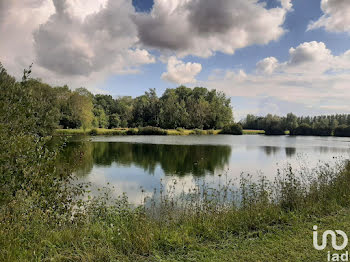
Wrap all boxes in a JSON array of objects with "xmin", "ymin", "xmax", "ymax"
[
  {"xmin": 59, "ymin": 136, "xmax": 350, "ymax": 204},
  {"xmin": 285, "ymin": 147, "xmax": 296, "ymax": 157},
  {"xmin": 261, "ymin": 146, "xmax": 281, "ymax": 156},
  {"xmin": 63, "ymin": 142, "xmax": 232, "ymax": 177}
]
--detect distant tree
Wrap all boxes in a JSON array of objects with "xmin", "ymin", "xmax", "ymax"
[
  {"xmin": 115, "ymin": 96, "xmax": 134, "ymax": 128},
  {"xmin": 284, "ymin": 113, "xmax": 298, "ymax": 133},
  {"xmin": 69, "ymin": 89, "xmax": 94, "ymax": 130},
  {"xmin": 159, "ymin": 89, "xmax": 186, "ymax": 129},
  {"xmin": 334, "ymin": 125, "xmax": 350, "ymax": 137},
  {"xmin": 109, "ymin": 113, "xmax": 121, "ymax": 128},
  {"xmin": 264, "ymin": 114, "xmax": 285, "ymax": 135},
  {"xmin": 92, "ymin": 107, "xmax": 108, "ymax": 128}
]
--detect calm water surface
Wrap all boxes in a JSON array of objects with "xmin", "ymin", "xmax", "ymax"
[{"xmin": 64, "ymin": 135, "xmax": 350, "ymax": 204}]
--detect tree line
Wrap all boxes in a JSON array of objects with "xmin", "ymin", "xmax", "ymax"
[
  {"xmin": 24, "ymin": 81, "xmax": 235, "ymax": 130},
  {"xmin": 241, "ymin": 113, "xmax": 350, "ymax": 136}
]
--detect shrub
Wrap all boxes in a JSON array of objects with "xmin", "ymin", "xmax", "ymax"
[
  {"xmin": 192, "ymin": 129, "xmax": 206, "ymax": 135},
  {"xmin": 137, "ymin": 126, "xmax": 167, "ymax": 135},
  {"xmin": 89, "ymin": 128, "xmax": 98, "ymax": 136},
  {"xmin": 207, "ymin": 130, "xmax": 215, "ymax": 135},
  {"xmin": 176, "ymin": 127, "xmax": 185, "ymax": 133},
  {"xmin": 291, "ymin": 123, "xmax": 313, "ymax": 136},
  {"xmin": 291, "ymin": 123, "xmax": 332, "ymax": 136},
  {"xmin": 126, "ymin": 128, "xmax": 138, "ymax": 135},
  {"xmin": 334, "ymin": 125, "xmax": 350, "ymax": 137},
  {"xmin": 264, "ymin": 127, "xmax": 285, "ymax": 136},
  {"xmin": 313, "ymin": 128, "xmax": 332, "ymax": 136},
  {"xmin": 220, "ymin": 123, "xmax": 243, "ymax": 135}
]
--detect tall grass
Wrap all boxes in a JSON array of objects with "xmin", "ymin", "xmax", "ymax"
[{"xmin": 1, "ymin": 159, "xmax": 350, "ymax": 261}]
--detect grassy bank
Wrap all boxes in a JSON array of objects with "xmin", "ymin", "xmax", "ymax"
[
  {"xmin": 1, "ymin": 160, "xmax": 350, "ymax": 261},
  {"xmin": 242, "ymin": 129, "xmax": 265, "ymax": 135},
  {"xmin": 55, "ymin": 128, "xmax": 261, "ymax": 136}
]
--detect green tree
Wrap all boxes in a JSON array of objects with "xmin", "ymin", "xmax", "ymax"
[
  {"xmin": 284, "ymin": 113, "xmax": 298, "ymax": 133},
  {"xmin": 115, "ymin": 96, "xmax": 134, "ymax": 128},
  {"xmin": 69, "ymin": 88, "xmax": 94, "ymax": 130},
  {"xmin": 93, "ymin": 107, "xmax": 108, "ymax": 128}
]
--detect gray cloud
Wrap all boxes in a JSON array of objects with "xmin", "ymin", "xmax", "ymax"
[
  {"xmin": 52, "ymin": 0, "xmax": 67, "ymax": 15},
  {"xmin": 33, "ymin": 0, "xmax": 150, "ymax": 77},
  {"xmin": 1, "ymin": 0, "xmax": 292, "ymax": 87},
  {"xmin": 132, "ymin": 9, "xmax": 191, "ymax": 50},
  {"xmin": 0, "ymin": 0, "xmax": 5, "ymax": 23},
  {"xmin": 187, "ymin": 0, "xmax": 236, "ymax": 34},
  {"xmin": 34, "ymin": 0, "xmax": 91, "ymax": 75},
  {"xmin": 133, "ymin": 0, "xmax": 292, "ymax": 57}
]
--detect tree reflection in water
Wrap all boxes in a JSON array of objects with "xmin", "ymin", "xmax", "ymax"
[{"xmin": 61, "ymin": 142, "xmax": 232, "ymax": 177}]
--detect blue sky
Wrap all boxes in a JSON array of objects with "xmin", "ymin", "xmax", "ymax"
[{"xmin": 1, "ymin": 0, "xmax": 350, "ymax": 118}]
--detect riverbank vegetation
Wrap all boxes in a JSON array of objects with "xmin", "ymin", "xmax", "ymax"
[
  {"xmin": 241, "ymin": 113, "xmax": 350, "ymax": 136},
  {"xmin": 56, "ymin": 126, "xmax": 246, "ymax": 136},
  {"xmin": 2, "ymin": 63, "xmax": 350, "ymax": 261}
]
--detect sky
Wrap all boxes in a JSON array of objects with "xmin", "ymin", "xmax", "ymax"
[{"xmin": 1, "ymin": 0, "xmax": 350, "ymax": 119}]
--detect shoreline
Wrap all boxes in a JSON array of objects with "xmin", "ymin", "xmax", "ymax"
[{"xmin": 55, "ymin": 128, "xmax": 265, "ymax": 136}]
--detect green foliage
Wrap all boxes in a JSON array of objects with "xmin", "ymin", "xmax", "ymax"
[
  {"xmin": 126, "ymin": 128, "xmax": 138, "ymax": 135},
  {"xmin": 334, "ymin": 125, "xmax": 350, "ymax": 137},
  {"xmin": 108, "ymin": 113, "xmax": 121, "ymax": 128},
  {"xmin": 70, "ymin": 89, "xmax": 94, "ymax": 130},
  {"xmin": 137, "ymin": 126, "xmax": 167, "ymax": 135},
  {"xmin": 191, "ymin": 129, "xmax": 207, "ymax": 135},
  {"xmin": 93, "ymin": 107, "xmax": 108, "ymax": 128},
  {"xmin": 291, "ymin": 123, "xmax": 313, "ymax": 136},
  {"xmin": 89, "ymin": 128, "xmax": 99, "ymax": 136},
  {"xmin": 55, "ymin": 86, "xmax": 234, "ymax": 131},
  {"xmin": 0, "ymin": 63, "xmax": 83, "ymax": 208},
  {"xmin": 263, "ymin": 114, "xmax": 285, "ymax": 135},
  {"xmin": 220, "ymin": 123, "xmax": 243, "ymax": 135},
  {"xmin": 242, "ymin": 113, "xmax": 350, "ymax": 137}
]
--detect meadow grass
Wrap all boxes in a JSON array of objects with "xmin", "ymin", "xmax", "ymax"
[
  {"xmin": 242, "ymin": 129, "xmax": 265, "ymax": 135},
  {"xmin": 1, "ymin": 160, "xmax": 350, "ymax": 261}
]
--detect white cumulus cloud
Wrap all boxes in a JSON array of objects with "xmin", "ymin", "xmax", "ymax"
[
  {"xmin": 256, "ymin": 57, "xmax": 279, "ymax": 74},
  {"xmin": 161, "ymin": 56, "xmax": 202, "ymax": 84},
  {"xmin": 203, "ymin": 41, "xmax": 350, "ymax": 114},
  {"xmin": 308, "ymin": 0, "xmax": 350, "ymax": 33}
]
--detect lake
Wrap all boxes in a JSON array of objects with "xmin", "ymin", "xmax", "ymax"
[{"xmin": 63, "ymin": 135, "xmax": 350, "ymax": 204}]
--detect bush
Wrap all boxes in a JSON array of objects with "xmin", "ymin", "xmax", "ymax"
[
  {"xmin": 191, "ymin": 129, "xmax": 206, "ymax": 135},
  {"xmin": 312, "ymin": 127, "xmax": 332, "ymax": 136},
  {"xmin": 176, "ymin": 127, "xmax": 185, "ymax": 133},
  {"xmin": 264, "ymin": 127, "xmax": 285, "ymax": 136},
  {"xmin": 126, "ymin": 128, "xmax": 138, "ymax": 135},
  {"xmin": 220, "ymin": 123, "xmax": 243, "ymax": 135},
  {"xmin": 137, "ymin": 126, "xmax": 167, "ymax": 135},
  {"xmin": 291, "ymin": 123, "xmax": 313, "ymax": 136},
  {"xmin": 207, "ymin": 130, "xmax": 215, "ymax": 135},
  {"xmin": 89, "ymin": 128, "xmax": 98, "ymax": 136},
  {"xmin": 291, "ymin": 123, "xmax": 332, "ymax": 136},
  {"xmin": 334, "ymin": 125, "xmax": 350, "ymax": 137}
]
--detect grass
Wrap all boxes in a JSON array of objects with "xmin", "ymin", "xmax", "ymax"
[
  {"xmin": 1, "ymin": 160, "xmax": 350, "ymax": 261},
  {"xmin": 160, "ymin": 208, "xmax": 350, "ymax": 262},
  {"xmin": 243, "ymin": 130, "xmax": 265, "ymax": 135},
  {"xmin": 56, "ymin": 128, "xmax": 262, "ymax": 136},
  {"xmin": 2, "ymin": 207, "xmax": 349, "ymax": 261}
]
